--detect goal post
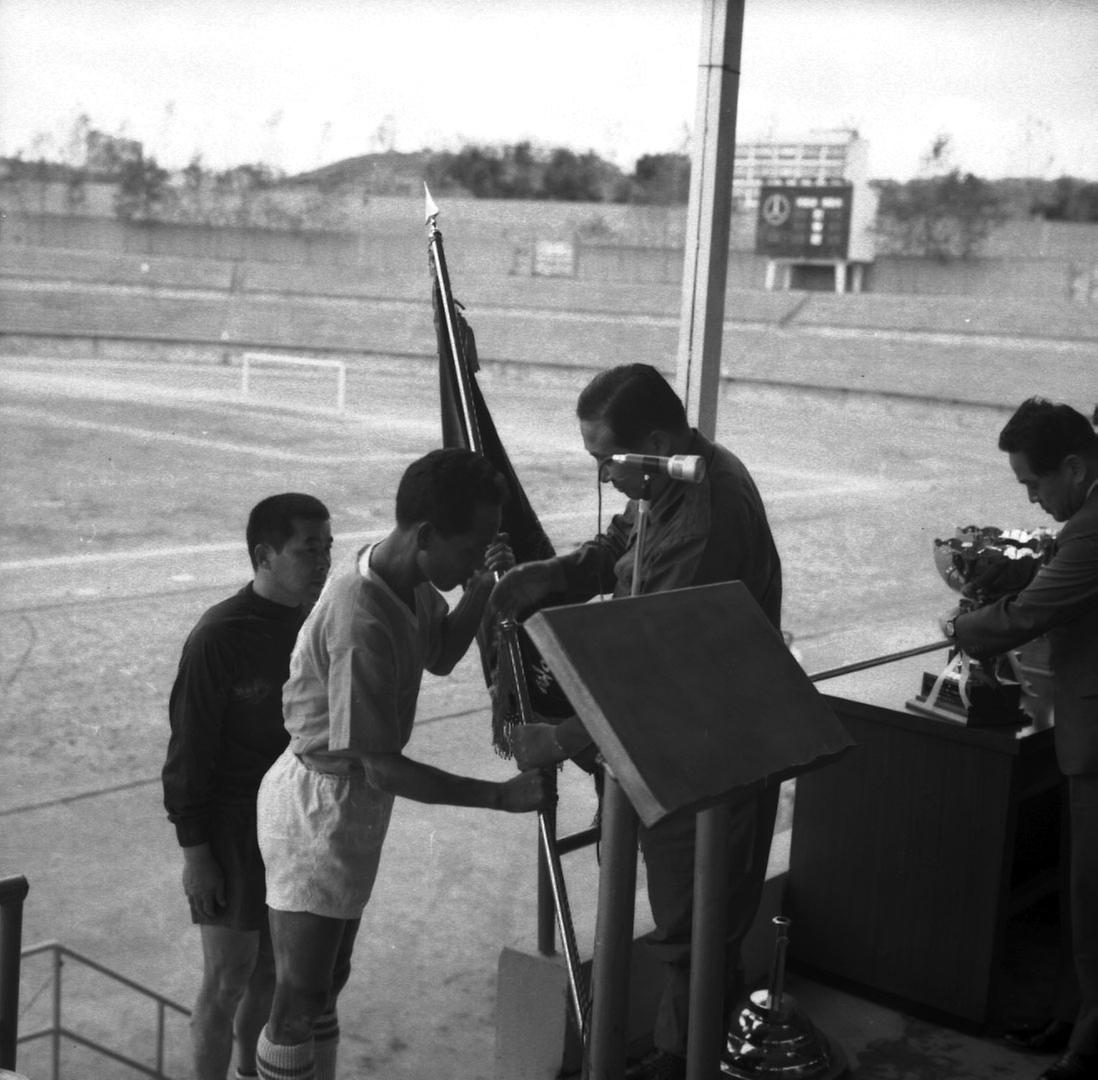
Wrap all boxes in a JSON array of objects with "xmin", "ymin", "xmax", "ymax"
[{"xmin": 240, "ymin": 352, "xmax": 347, "ymax": 413}]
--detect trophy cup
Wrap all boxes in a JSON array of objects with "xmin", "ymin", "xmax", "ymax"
[
  {"xmin": 907, "ymin": 525, "xmax": 1055, "ymax": 726},
  {"xmin": 722, "ymin": 917, "xmax": 848, "ymax": 1079}
]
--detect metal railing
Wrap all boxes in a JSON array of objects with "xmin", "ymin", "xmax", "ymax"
[{"xmin": 18, "ymin": 941, "xmax": 191, "ymax": 1080}]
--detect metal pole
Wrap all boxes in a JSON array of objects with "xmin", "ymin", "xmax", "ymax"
[
  {"xmin": 808, "ymin": 640, "xmax": 950, "ymax": 684},
  {"xmin": 677, "ymin": 11, "xmax": 750, "ymax": 1063},
  {"xmin": 427, "ymin": 210, "xmax": 482, "ymax": 452},
  {"xmin": 676, "ymin": 0, "xmax": 746, "ymax": 439},
  {"xmin": 585, "ymin": 770, "xmax": 638, "ymax": 1080},
  {"xmin": 0, "ymin": 876, "xmax": 29, "ymax": 1071},
  {"xmin": 537, "ymin": 790, "xmax": 589, "ymax": 1035},
  {"xmin": 685, "ymin": 804, "xmax": 731, "ymax": 1080},
  {"xmin": 585, "ymin": 478, "xmax": 652, "ymax": 1077},
  {"xmin": 500, "ymin": 617, "xmax": 588, "ymax": 1032},
  {"xmin": 426, "ymin": 189, "xmax": 589, "ymax": 1037},
  {"xmin": 51, "ymin": 947, "xmax": 62, "ymax": 1080},
  {"xmin": 536, "ymin": 807, "xmax": 557, "ymax": 956},
  {"xmin": 632, "ymin": 478, "xmax": 652, "ymax": 597},
  {"xmin": 766, "ymin": 916, "xmax": 791, "ymax": 1012},
  {"xmin": 156, "ymin": 1001, "xmax": 166, "ymax": 1077}
]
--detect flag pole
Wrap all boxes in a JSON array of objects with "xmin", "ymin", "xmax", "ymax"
[
  {"xmin": 426, "ymin": 186, "xmax": 482, "ymax": 450},
  {"xmin": 425, "ymin": 186, "xmax": 590, "ymax": 1042}
]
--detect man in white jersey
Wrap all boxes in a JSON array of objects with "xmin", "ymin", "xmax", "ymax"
[{"xmin": 254, "ymin": 448, "xmax": 552, "ymax": 1080}]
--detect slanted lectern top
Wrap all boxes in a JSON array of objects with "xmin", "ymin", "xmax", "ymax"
[{"xmin": 524, "ymin": 581, "xmax": 854, "ymax": 826}]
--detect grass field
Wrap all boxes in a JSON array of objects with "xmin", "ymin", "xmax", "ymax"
[
  {"xmin": 0, "ymin": 325, "xmax": 1088, "ymax": 1077},
  {"xmin": 0, "ymin": 341, "xmax": 1080, "ymax": 823},
  {"xmin": 0, "ymin": 347, "xmax": 1049, "ymax": 817}
]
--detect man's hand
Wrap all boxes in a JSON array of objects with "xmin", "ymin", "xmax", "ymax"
[
  {"xmin": 465, "ymin": 535, "xmax": 515, "ymax": 595},
  {"xmin": 490, "ymin": 560, "xmax": 558, "ymax": 619},
  {"xmin": 182, "ymin": 843, "xmax": 226, "ymax": 920},
  {"xmin": 961, "ymin": 556, "xmax": 1041, "ymax": 603},
  {"xmin": 483, "ymin": 533, "xmax": 515, "ymax": 577},
  {"xmin": 511, "ymin": 717, "xmax": 595, "ymax": 770},
  {"xmin": 938, "ymin": 605, "xmax": 961, "ymax": 640},
  {"xmin": 497, "ymin": 769, "xmax": 555, "ymax": 813},
  {"xmin": 510, "ymin": 722, "xmax": 568, "ymax": 770}
]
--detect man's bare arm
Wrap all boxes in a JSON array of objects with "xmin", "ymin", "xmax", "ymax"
[{"xmin": 361, "ymin": 751, "xmax": 553, "ymax": 812}]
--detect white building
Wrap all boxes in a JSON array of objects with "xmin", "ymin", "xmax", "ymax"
[
  {"xmin": 735, "ymin": 130, "xmax": 877, "ymax": 292},
  {"xmin": 732, "ymin": 129, "xmax": 869, "ymax": 211}
]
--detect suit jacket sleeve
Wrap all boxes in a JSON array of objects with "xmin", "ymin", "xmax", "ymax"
[
  {"xmin": 954, "ymin": 522, "xmax": 1098, "ymax": 657},
  {"xmin": 556, "ymin": 509, "xmax": 633, "ymax": 601}
]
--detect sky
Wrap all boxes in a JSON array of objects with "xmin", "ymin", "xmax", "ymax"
[{"xmin": 1, "ymin": 0, "xmax": 1096, "ymax": 182}]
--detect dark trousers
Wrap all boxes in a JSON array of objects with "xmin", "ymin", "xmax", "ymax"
[
  {"xmin": 639, "ymin": 781, "xmax": 780, "ymax": 1056},
  {"xmin": 1068, "ymin": 772, "xmax": 1098, "ymax": 1054}
]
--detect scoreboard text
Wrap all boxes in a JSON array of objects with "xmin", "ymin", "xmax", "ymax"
[{"xmin": 755, "ymin": 185, "xmax": 853, "ymax": 260}]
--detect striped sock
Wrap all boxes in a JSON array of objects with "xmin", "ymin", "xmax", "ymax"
[
  {"xmin": 256, "ymin": 1029, "xmax": 315, "ymax": 1080},
  {"xmin": 313, "ymin": 1010, "xmax": 340, "ymax": 1080}
]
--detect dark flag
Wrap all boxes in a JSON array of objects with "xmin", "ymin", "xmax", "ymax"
[
  {"xmin": 429, "ymin": 214, "xmax": 574, "ymax": 755},
  {"xmin": 426, "ymin": 191, "xmax": 591, "ymax": 1040},
  {"xmin": 435, "ymin": 289, "xmax": 554, "ymax": 565}
]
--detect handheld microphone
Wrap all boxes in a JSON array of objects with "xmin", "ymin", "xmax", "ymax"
[{"xmin": 610, "ymin": 454, "xmax": 706, "ymax": 484}]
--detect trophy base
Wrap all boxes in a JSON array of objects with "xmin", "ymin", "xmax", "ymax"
[{"xmin": 907, "ymin": 672, "xmax": 1027, "ymax": 728}]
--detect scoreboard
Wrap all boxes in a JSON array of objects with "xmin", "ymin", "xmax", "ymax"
[{"xmin": 755, "ymin": 184, "xmax": 853, "ymax": 260}]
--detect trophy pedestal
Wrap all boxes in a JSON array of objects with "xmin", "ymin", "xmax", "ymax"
[
  {"xmin": 906, "ymin": 670, "xmax": 968, "ymax": 724},
  {"xmin": 722, "ymin": 918, "xmax": 848, "ymax": 1079},
  {"xmin": 907, "ymin": 668, "xmax": 1027, "ymax": 728},
  {"xmin": 722, "ymin": 990, "xmax": 848, "ymax": 1079}
]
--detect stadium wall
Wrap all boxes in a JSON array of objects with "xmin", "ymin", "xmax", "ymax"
[
  {"xmin": 1, "ymin": 199, "xmax": 1095, "ymax": 302},
  {"xmin": 570, "ymin": 243, "xmax": 1094, "ymax": 302},
  {"xmin": 0, "ymin": 211, "xmax": 365, "ymax": 266},
  {"xmin": 867, "ymin": 255, "xmax": 1095, "ymax": 303}
]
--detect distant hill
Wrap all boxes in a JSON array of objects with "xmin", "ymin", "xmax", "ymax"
[
  {"xmin": 295, "ymin": 151, "xmax": 1095, "ymax": 219},
  {"xmin": 288, "ymin": 151, "xmax": 434, "ymax": 195}
]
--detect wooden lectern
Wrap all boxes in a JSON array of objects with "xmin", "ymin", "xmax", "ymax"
[{"xmin": 524, "ymin": 582, "xmax": 854, "ymax": 1080}]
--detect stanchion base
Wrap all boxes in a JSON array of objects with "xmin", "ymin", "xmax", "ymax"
[{"xmin": 721, "ymin": 989, "xmax": 848, "ymax": 1079}]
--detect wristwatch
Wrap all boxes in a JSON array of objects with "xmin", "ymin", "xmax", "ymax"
[{"xmin": 943, "ymin": 616, "xmax": 957, "ymax": 639}]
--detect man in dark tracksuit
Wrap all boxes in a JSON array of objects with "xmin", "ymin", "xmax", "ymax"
[
  {"xmin": 492, "ymin": 364, "xmax": 782, "ymax": 1080},
  {"xmin": 948, "ymin": 399, "xmax": 1098, "ymax": 1080},
  {"xmin": 164, "ymin": 493, "xmax": 331, "ymax": 1080}
]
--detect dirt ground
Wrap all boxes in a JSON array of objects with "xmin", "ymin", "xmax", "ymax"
[{"xmin": 0, "ymin": 334, "xmax": 1091, "ymax": 1078}]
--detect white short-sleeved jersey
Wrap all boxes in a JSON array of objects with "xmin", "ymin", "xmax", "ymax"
[{"xmin": 282, "ymin": 545, "xmax": 450, "ymax": 761}]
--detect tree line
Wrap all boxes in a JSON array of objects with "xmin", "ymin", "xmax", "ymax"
[
  {"xmin": 4, "ymin": 126, "xmax": 1096, "ymax": 265},
  {"xmin": 421, "ymin": 142, "xmax": 690, "ymax": 205}
]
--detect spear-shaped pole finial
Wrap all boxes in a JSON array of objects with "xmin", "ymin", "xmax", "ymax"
[{"xmin": 424, "ymin": 182, "xmax": 439, "ymax": 226}]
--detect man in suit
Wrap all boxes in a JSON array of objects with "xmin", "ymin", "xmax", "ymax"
[
  {"xmin": 491, "ymin": 363, "xmax": 783, "ymax": 1080},
  {"xmin": 945, "ymin": 397, "xmax": 1098, "ymax": 1080}
]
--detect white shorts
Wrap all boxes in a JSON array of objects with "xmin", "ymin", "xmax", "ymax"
[{"xmin": 257, "ymin": 748, "xmax": 394, "ymax": 920}]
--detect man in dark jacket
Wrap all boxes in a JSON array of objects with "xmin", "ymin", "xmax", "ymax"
[
  {"xmin": 947, "ymin": 398, "xmax": 1098, "ymax": 1080},
  {"xmin": 164, "ymin": 493, "xmax": 332, "ymax": 1080},
  {"xmin": 491, "ymin": 364, "xmax": 782, "ymax": 1080}
]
